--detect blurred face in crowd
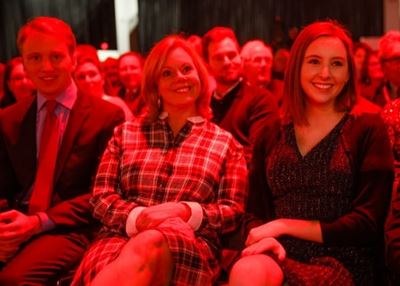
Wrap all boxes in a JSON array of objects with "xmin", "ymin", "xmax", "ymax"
[
  {"xmin": 300, "ymin": 37, "xmax": 349, "ymax": 109},
  {"xmin": 119, "ymin": 54, "xmax": 142, "ymax": 90},
  {"xmin": 368, "ymin": 53, "xmax": 384, "ymax": 80},
  {"xmin": 158, "ymin": 47, "xmax": 200, "ymax": 115},
  {"xmin": 21, "ymin": 32, "xmax": 75, "ymax": 99},
  {"xmin": 273, "ymin": 48, "xmax": 290, "ymax": 74},
  {"xmin": 242, "ymin": 44, "xmax": 273, "ymax": 86},
  {"xmin": 102, "ymin": 58, "xmax": 119, "ymax": 86},
  {"xmin": 7, "ymin": 62, "xmax": 35, "ymax": 101},
  {"xmin": 207, "ymin": 37, "xmax": 242, "ymax": 85},
  {"xmin": 353, "ymin": 47, "xmax": 366, "ymax": 74},
  {"xmin": 74, "ymin": 61, "xmax": 104, "ymax": 97},
  {"xmin": 381, "ymin": 41, "xmax": 400, "ymax": 87}
]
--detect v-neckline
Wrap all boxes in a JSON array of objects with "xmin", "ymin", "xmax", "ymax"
[{"xmin": 290, "ymin": 114, "xmax": 348, "ymax": 159}]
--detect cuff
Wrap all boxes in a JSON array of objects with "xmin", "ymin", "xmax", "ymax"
[
  {"xmin": 126, "ymin": 206, "xmax": 146, "ymax": 237},
  {"xmin": 182, "ymin": 201, "xmax": 203, "ymax": 231},
  {"xmin": 36, "ymin": 212, "xmax": 55, "ymax": 232}
]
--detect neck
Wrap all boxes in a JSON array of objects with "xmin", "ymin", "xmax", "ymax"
[
  {"xmin": 215, "ymin": 80, "xmax": 238, "ymax": 98},
  {"xmin": 303, "ymin": 104, "xmax": 343, "ymax": 127},
  {"xmin": 164, "ymin": 106, "xmax": 197, "ymax": 136}
]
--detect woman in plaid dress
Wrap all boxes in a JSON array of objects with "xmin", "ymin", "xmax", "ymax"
[{"xmin": 72, "ymin": 35, "xmax": 247, "ymax": 286}]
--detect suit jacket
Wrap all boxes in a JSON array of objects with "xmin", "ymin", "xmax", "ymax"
[{"xmin": 0, "ymin": 93, "xmax": 125, "ymax": 230}]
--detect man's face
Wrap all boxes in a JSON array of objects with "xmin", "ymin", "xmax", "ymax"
[
  {"xmin": 207, "ymin": 38, "xmax": 242, "ymax": 85},
  {"xmin": 381, "ymin": 42, "xmax": 400, "ymax": 87},
  {"xmin": 21, "ymin": 31, "xmax": 75, "ymax": 99},
  {"xmin": 242, "ymin": 45, "xmax": 273, "ymax": 86}
]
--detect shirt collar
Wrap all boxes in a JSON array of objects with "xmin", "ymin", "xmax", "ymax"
[
  {"xmin": 158, "ymin": 111, "xmax": 205, "ymax": 124},
  {"xmin": 37, "ymin": 81, "xmax": 78, "ymax": 112}
]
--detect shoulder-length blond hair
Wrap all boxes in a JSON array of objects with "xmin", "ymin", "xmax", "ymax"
[
  {"xmin": 282, "ymin": 20, "xmax": 357, "ymax": 125},
  {"xmin": 141, "ymin": 35, "xmax": 212, "ymax": 123}
]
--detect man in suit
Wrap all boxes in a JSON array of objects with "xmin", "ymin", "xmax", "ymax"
[
  {"xmin": 0, "ymin": 16, "xmax": 124, "ymax": 284},
  {"xmin": 202, "ymin": 27, "xmax": 279, "ymax": 164}
]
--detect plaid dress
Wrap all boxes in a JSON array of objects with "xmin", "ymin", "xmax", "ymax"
[{"xmin": 72, "ymin": 113, "xmax": 247, "ymax": 285}]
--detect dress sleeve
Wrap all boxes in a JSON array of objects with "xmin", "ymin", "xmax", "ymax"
[
  {"xmin": 321, "ymin": 115, "xmax": 394, "ymax": 246},
  {"xmin": 90, "ymin": 124, "xmax": 138, "ymax": 235},
  {"xmin": 199, "ymin": 137, "xmax": 248, "ymax": 235}
]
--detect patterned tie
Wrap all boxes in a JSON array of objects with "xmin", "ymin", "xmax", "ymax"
[{"xmin": 29, "ymin": 100, "xmax": 60, "ymax": 214}]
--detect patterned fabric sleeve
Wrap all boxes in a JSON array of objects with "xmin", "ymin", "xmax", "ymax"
[
  {"xmin": 90, "ymin": 124, "xmax": 137, "ymax": 234},
  {"xmin": 200, "ymin": 137, "xmax": 248, "ymax": 234}
]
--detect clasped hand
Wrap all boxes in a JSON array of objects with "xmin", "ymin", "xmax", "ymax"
[
  {"xmin": 136, "ymin": 202, "xmax": 190, "ymax": 232},
  {"xmin": 0, "ymin": 210, "xmax": 41, "ymax": 262}
]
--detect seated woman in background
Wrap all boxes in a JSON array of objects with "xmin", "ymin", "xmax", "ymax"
[
  {"xmin": 0, "ymin": 57, "xmax": 35, "ymax": 108},
  {"xmin": 71, "ymin": 35, "xmax": 247, "ymax": 286},
  {"xmin": 229, "ymin": 21, "xmax": 394, "ymax": 286}
]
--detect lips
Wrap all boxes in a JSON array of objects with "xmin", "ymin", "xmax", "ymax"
[
  {"xmin": 174, "ymin": 85, "xmax": 191, "ymax": 93},
  {"xmin": 313, "ymin": 83, "xmax": 333, "ymax": 89}
]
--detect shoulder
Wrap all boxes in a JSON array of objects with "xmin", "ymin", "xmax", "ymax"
[
  {"xmin": 345, "ymin": 113, "xmax": 386, "ymax": 135},
  {"xmin": 202, "ymin": 120, "xmax": 244, "ymax": 150}
]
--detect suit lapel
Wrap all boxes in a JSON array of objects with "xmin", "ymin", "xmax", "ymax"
[{"xmin": 55, "ymin": 94, "xmax": 91, "ymax": 180}]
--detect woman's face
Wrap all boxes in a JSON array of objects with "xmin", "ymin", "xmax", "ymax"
[
  {"xmin": 74, "ymin": 62, "xmax": 104, "ymax": 97},
  {"xmin": 158, "ymin": 47, "xmax": 201, "ymax": 114},
  {"xmin": 300, "ymin": 36, "xmax": 349, "ymax": 109},
  {"xmin": 7, "ymin": 62, "xmax": 35, "ymax": 101}
]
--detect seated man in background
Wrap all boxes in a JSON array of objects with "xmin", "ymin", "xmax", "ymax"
[
  {"xmin": 0, "ymin": 16, "xmax": 124, "ymax": 285},
  {"xmin": 241, "ymin": 39, "xmax": 283, "ymax": 106}
]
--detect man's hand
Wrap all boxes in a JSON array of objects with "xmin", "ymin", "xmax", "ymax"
[
  {"xmin": 136, "ymin": 202, "xmax": 190, "ymax": 232},
  {"xmin": 0, "ymin": 210, "xmax": 42, "ymax": 261}
]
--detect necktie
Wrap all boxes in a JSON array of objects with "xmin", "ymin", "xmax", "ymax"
[{"xmin": 29, "ymin": 100, "xmax": 60, "ymax": 214}]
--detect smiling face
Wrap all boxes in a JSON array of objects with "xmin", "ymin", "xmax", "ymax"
[
  {"xmin": 207, "ymin": 37, "xmax": 242, "ymax": 85},
  {"xmin": 242, "ymin": 43, "xmax": 273, "ymax": 86},
  {"xmin": 300, "ymin": 36, "xmax": 349, "ymax": 109},
  {"xmin": 21, "ymin": 31, "xmax": 75, "ymax": 99},
  {"xmin": 158, "ymin": 47, "xmax": 201, "ymax": 114}
]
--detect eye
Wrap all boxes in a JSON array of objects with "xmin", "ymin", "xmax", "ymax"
[
  {"xmin": 161, "ymin": 69, "xmax": 172, "ymax": 78},
  {"xmin": 331, "ymin": 60, "xmax": 344, "ymax": 67},
  {"xmin": 28, "ymin": 54, "xmax": 41, "ymax": 62},
  {"xmin": 182, "ymin": 65, "xmax": 193, "ymax": 74},
  {"xmin": 307, "ymin": 58, "xmax": 320, "ymax": 65},
  {"xmin": 51, "ymin": 53, "xmax": 63, "ymax": 62}
]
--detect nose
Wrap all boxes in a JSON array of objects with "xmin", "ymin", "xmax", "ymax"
[
  {"xmin": 319, "ymin": 65, "xmax": 331, "ymax": 78},
  {"xmin": 41, "ymin": 57, "xmax": 53, "ymax": 71}
]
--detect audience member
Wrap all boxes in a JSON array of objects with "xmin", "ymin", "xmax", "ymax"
[
  {"xmin": 102, "ymin": 57, "xmax": 121, "ymax": 97},
  {"xmin": 74, "ymin": 55, "xmax": 133, "ymax": 120},
  {"xmin": 117, "ymin": 51, "xmax": 145, "ymax": 116},
  {"xmin": 229, "ymin": 21, "xmax": 394, "ymax": 286},
  {"xmin": 0, "ymin": 16, "xmax": 124, "ymax": 284},
  {"xmin": 0, "ymin": 57, "xmax": 35, "ymax": 108},
  {"xmin": 241, "ymin": 39, "xmax": 284, "ymax": 106},
  {"xmin": 202, "ymin": 26, "xmax": 279, "ymax": 163},
  {"xmin": 71, "ymin": 35, "xmax": 247, "ymax": 286},
  {"xmin": 272, "ymin": 48, "xmax": 290, "ymax": 80},
  {"xmin": 381, "ymin": 31, "xmax": 400, "ymax": 161}
]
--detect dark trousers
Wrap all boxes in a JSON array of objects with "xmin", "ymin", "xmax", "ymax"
[{"xmin": 0, "ymin": 231, "xmax": 89, "ymax": 286}]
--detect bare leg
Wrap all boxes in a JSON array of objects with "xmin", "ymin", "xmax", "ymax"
[
  {"xmin": 91, "ymin": 230, "xmax": 173, "ymax": 286},
  {"xmin": 229, "ymin": 254, "xmax": 283, "ymax": 286}
]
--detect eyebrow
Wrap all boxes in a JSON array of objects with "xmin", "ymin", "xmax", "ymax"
[{"xmin": 304, "ymin": 54, "xmax": 346, "ymax": 61}]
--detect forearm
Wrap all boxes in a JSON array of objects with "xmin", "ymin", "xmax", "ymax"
[{"xmin": 280, "ymin": 218, "xmax": 323, "ymax": 243}]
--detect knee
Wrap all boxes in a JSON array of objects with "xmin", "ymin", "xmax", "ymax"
[
  {"xmin": 229, "ymin": 254, "xmax": 283, "ymax": 286},
  {"xmin": 122, "ymin": 230, "xmax": 170, "ymax": 265}
]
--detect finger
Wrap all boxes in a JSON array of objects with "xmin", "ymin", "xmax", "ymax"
[
  {"xmin": 0, "ymin": 210, "xmax": 18, "ymax": 223},
  {"xmin": 272, "ymin": 241, "xmax": 286, "ymax": 261}
]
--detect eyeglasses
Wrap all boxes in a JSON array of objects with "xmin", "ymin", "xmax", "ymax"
[{"xmin": 381, "ymin": 56, "xmax": 400, "ymax": 64}]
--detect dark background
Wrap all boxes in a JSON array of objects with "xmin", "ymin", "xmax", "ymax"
[{"xmin": 0, "ymin": 0, "xmax": 383, "ymax": 62}]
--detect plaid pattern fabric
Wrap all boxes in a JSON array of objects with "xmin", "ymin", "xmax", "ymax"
[{"xmin": 72, "ymin": 115, "xmax": 247, "ymax": 285}]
